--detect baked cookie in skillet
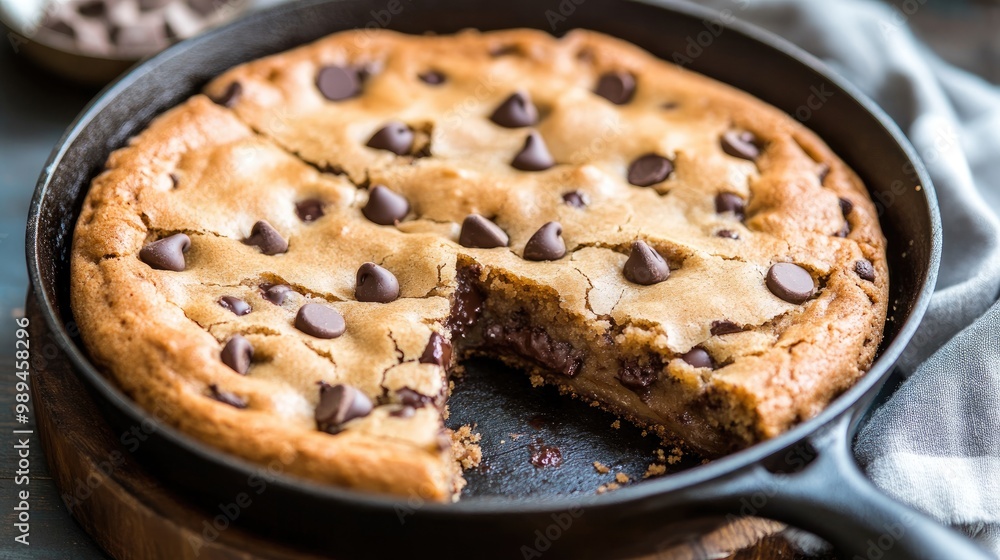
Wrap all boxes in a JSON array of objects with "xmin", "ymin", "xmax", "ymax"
[{"xmin": 71, "ymin": 28, "xmax": 887, "ymax": 500}]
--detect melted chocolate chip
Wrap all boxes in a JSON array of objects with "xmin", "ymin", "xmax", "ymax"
[
  {"xmin": 315, "ymin": 382, "xmax": 372, "ymax": 433},
  {"xmin": 221, "ymin": 335, "xmax": 253, "ymax": 375},
  {"xmin": 296, "ymin": 199, "xmax": 325, "ymax": 222},
  {"xmin": 562, "ymin": 191, "xmax": 589, "ymax": 208},
  {"xmin": 448, "ymin": 267, "xmax": 485, "ymax": 335},
  {"xmin": 618, "ymin": 356, "xmax": 663, "ymax": 397},
  {"xmin": 627, "ymin": 154, "xmax": 674, "ymax": 187},
  {"xmin": 390, "ymin": 406, "xmax": 416, "ymax": 418},
  {"xmin": 839, "ymin": 197, "xmax": 854, "ymax": 216},
  {"xmin": 362, "ymin": 185, "xmax": 409, "ymax": 225},
  {"xmin": 622, "ymin": 240, "xmax": 669, "ymax": 285},
  {"xmin": 418, "ymin": 70, "xmax": 445, "ymax": 85},
  {"xmin": 490, "ymin": 91, "xmax": 538, "ymax": 128},
  {"xmin": 523, "ymin": 222, "xmax": 566, "ymax": 261},
  {"xmin": 715, "ymin": 192, "xmax": 746, "ymax": 218},
  {"xmin": 482, "ymin": 317, "xmax": 583, "ymax": 377},
  {"xmin": 211, "ymin": 82, "xmax": 242, "ymax": 108},
  {"xmin": 721, "ymin": 130, "xmax": 761, "ymax": 161},
  {"xmin": 295, "ymin": 303, "xmax": 346, "ymax": 339},
  {"xmin": 681, "ymin": 348, "xmax": 713, "ymax": 369},
  {"xmin": 594, "ymin": 71, "xmax": 636, "ymax": 105},
  {"xmin": 766, "ymin": 263, "xmax": 815, "ymax": 304},
  {"xmin": 715, "ymin": 229, "xmax": 739, "ymax": 240},
  {"xmin": 855, "ymin": 259, "xmax": 876, "ymax": 282},
  {"xmin": 397, "ymin": 387, "xmax": 433, "ymax": 408},
  {"xmin": 244, "ymin": 220, "xmax": 288, "ymax": 255},
  {"xmin": 139, "ymin": 233, "xmax": 190, "ymax": 271},
  {"xmin": 529, "ymin": 443, "xmax": 563, "ymax": 468},
  {"xmin": 208, "ymin": 384, "xmax": 247, "ymax": 409},
  {"xmin": 511, "ymin": 131, "xmax": 554, "ymax": 171},
  {"xmin": 711, "ymin": 320, "xmax": 744, "ymax": 336},
  {"xmin": 261, "ymin": 284, "xmax": 292, "ymax": 305},
  {"xmin": 316, "ymin": 65, "xmax": 361, "ymax": 101},
  {"xmin": 419, "ymin": 332, "xmax": 452, "ymax": 366},
  {"xmin": 459, "ymin": 214, "xmax": 509, "ymax": 249},
  {"xmin": 366, "ymin": 121, "xmax": 413, "ymax": 155},
  {"xmin": 355, "ymin": 262, "xmax": 400, "ymax": 303},
  {"xmin": 218, "ymin": 296, "xmax": 250, "ymax": 316}
]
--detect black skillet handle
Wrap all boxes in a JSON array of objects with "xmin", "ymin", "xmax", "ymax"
[{"xmin": 710, "ymin": 414, "xmax": 992, "ymax": 560}]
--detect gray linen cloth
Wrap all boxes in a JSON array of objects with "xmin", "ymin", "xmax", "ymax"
[{"xmin": 688, "ymin": 0, "xmax": 1000, "ymax": 553}]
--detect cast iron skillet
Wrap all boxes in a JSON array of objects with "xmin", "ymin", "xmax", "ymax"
[{"xmin": 25, "ymin": 0, "xmax": 992, "ymax": 558}]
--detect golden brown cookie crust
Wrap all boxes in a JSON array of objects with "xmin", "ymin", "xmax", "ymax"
[{"xmin": 72, "ymin": 28, "xmax": 887, "ymax": 500}]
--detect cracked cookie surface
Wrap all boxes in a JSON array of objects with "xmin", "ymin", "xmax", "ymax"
[{"xmin": 71, "ymin": 28, "xmax": 887, "ymax": 500}]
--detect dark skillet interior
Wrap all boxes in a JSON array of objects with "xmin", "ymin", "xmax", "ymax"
[{"xmin": 27, "ymin": 0, "xmax": 937, "ymax": 557}]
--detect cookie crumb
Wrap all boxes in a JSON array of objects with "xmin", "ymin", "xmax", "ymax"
[
  {"xmin": 596, "ymin": 482, "xmax": 620, "ymax": 494},
  {"xmin": 529, "ymin": 374, "xmax": 545, "ymax": 387},
  {"xmin": 615, "ymin": 472, "xmax": 630, "ymax": 484},
  {"xmin": 641, "ymin": 429, "xmax": 648, "ymax": 437},
  {"xmin": 655, "ymin": 448, "xmax": 666, "ymax": 462},
  {"xmin": 453, "ymin": 425, "xmax": 482, "ymax": 470},
  {"xmin": 510, "ymin": 433, "xmax": 522, "ymax": 440},
  {"xmin": 593, "ymin": 461, "xmax": 610, "ymax": 474},
  {"xmin": 667, "ymin": 447, "xmax": 683, "ymax": 465},
  {"xmin": 589, "ymin": 401, "xmax": 600, "ymax": 407},
  {"xmin": 644, "ymin": 463, "xmax": 667, "ymax": 478},
  {"xmin": 610, "ymin": 420, "xmax": 621, "ymax": 429}
]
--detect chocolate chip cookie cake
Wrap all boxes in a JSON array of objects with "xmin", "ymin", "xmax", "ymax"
[{"xmin": 70, "ymin": 28, "xmax": 888, "ymax": 501}]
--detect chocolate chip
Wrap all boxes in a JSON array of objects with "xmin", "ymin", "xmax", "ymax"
[
  {"xmin": 244, "ymin": 220, "xmax": 288, "ymax": 255},
  {"xmin": 355, "ymin": 262, "xmax": 400, "ymax": 303},
  {"xmin": 315, "ymin": 382, "xmax": 372, "ymax": 433},
  {"xmin": 819, "ymin": 164, "xmax": 831, "ymax": 184},
  {"xmin": 459, "ymin": 214, "xmax": 509, "ymax": 248},
  {"xmin": 261, "ymin": 284, "xmax": 292, "ymax": 305},
  {"xmin": 419, "ymin": 332, "xmax": 452, "ymax": 366},
  {"xmin": 721, "ymin": 130, "xmax": 761, "ymax": 161},
  {"xmin": 362, "ymin": 185, "xmax": 409, "ymax": 225},
  {"xmin": 716, "ymin": 229, "xmax": 739, "ymax": 240},
  {"xmin": 681, "ymin": 348, "xmax": 713, "ymax": 369},
  {"xmin": 211, "ymin": 82, "xmax": 242, "ymax": 108},
  {"xmin": 715, "ymin": 192, "xmax": 746, "ymax": 218},
  {"xmin": 209, "ymin": 384, "xmax": 247, "ymax": 409},
  {"xmin": 316, "ymin": 65, "xmax": 361, "ymax": 101},
  {"xmin": 511, "ymin": 131, "xmax": 554, "ymax": 171},
  {"xmin": 490, "ymin": 91, "xmax": 538, "ymax": 128},
  {"xmin": 839, "ymin": 197, "xmax": 854, "ymax": 216},
  {"xmin": 419, "ymin": 70, "xmax": 445, "ymax": 85},
  {"xmin": 855, "ymin": 259, "xmax": 875, "ymax": 282},
  {"xmin": 627, "ymin": 153, "xmax": 674, "ymax": 187},
  {"xmin": 711, "ymin": 320, "xmax": 743, "ymax": 336},
  {"xmin": 221, "ymin": 335, "xmax": 253, "ymax": 375},
  {"xmin": 295, "ymin": 199, "xmax": 325, "ymax": 222},
  {"xmin": 523, "ymin": 222, "xmax": 566, "ymax": 261},
  {"xmin": 595, "ymin": 71, "xmax": 636, "ymax": 105},
  {"xmin": 139, "ymin": 233, "xmax": 190, "ymax": 271},
  {"xmin": 766, "ymin": 263, "xmax": 815, "ymax": 304},
  {"xmin": 618, "ymin": 357, "xmax": 661, "ymax": 395},
  {"xmin": 562, "ymin": 191, "xmax": 589, "ymax": 208},
  {"xmin": 390, "ymin": 406, "xmax": 415, "ymax": 418},
  {"xmin": 295, "ymin": 304, "xmax": 346, "ymax": 339},
  {"xmin": 366, "ymin": 121, "xmax": 413, "ymax": 155},
  {"xmin": 396, "ymin": 387, "xmax": 433, "ymax": 408},
  {"xmin": 622, "ymin": 240, "xmax": 669, "ymax": 285},
  {"xmin": 218, "ymin": 296, "xmax": 250, "ymax": 316}
]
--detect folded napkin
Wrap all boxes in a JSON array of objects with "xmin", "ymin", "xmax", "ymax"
[{"xmin": 687, "ymin": 0, "xmax": 1000, "ymax": 553}]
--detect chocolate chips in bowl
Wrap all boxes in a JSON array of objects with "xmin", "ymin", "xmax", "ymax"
[{"xmin": 0, "ymin": 0, "xmax": 246, "ymax": 85}]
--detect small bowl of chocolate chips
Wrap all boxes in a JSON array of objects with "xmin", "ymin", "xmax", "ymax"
[{"xmin": 0, "ymin": 0, "xmax": 248, "ymax": 85}]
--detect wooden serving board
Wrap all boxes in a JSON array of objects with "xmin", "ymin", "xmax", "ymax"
[{"xmin": 26, "ymin": 295, "xmax": 826, "ymax": 559}]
